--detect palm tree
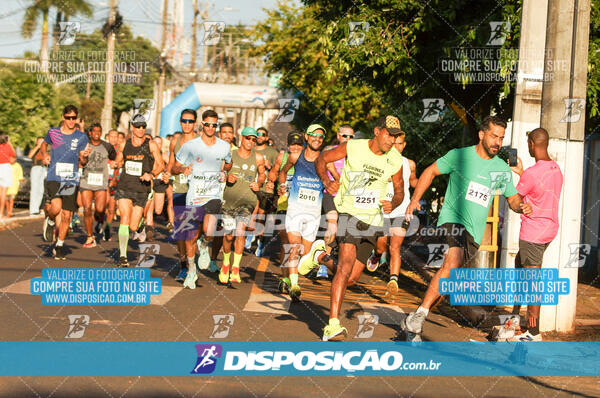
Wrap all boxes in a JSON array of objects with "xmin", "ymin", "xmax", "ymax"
[{"xmin": 21, "ymin": 0, "xmax": 93, "ymax": 71}]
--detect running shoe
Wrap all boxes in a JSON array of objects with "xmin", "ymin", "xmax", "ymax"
[
  {"xmin": 278, "ymin": 277, "xmax": 291, "ymax": 294},
  {"xmin": 175, "ymin": 267, "xmax": 187, "ymax": 282},
  {"xmin": 166, "ymin": 222, "xmax": 174, "ymax": 234},
  {"xmin": 230, "ymin": 267, "xmax": 241, "ymax": 283},
  {"xmin": 183, "ymin": 271, "xmax": 198, "ymax": 289},
  {"xmin": 219, "ymin": 265, "xmax": 230, "ymax": 284},
  {"xmin": 83, "ymin": 236, "xmax": 96, "ymax": 248},
  {"xmin": 322, "ymin": 319, "xmax": 348, "ymax": 341},
  {"xmin": 255, "ymin": 240, "xmax": 265, "ymax": 257},
  {"xmin": 43, "ymin": 217, "xmax": 54, "ymax": 242},
  {"xmin": 380, "ymin": 251, "xmax": 388, "ymax": 267},
  {"xmin": 298, "ymin": 240, "xmax": 326, "ymax": 276},
  {"xmin": 72, "ymin": 214, "xmax": 81, "ymax": 225},
  {"xmin": 509, "ymin": 331, "xmax": 542, "ymax": 342},
  {"xmin": 386, "ymin": 279, "xmax": 399, "ymax": 295},
  {"xmin": 209, "ymin": 259, "xmax": 219, "ymax": 273},
  {"xmin": 137, "ymin": 228, "xmax": 147, "ymax": 243},
  {"xmin": 52, "ymin": 245, "xmax": 66, "ymax": 260},
  {"xmin": 94, "ymin": 222, "xmax": 102, "ymax": 235},
  {"xmin": 145, "ymin": 225, "xmax": 154, "ymax": 242},
  {"xmin": 402, "ymin": 312, "xmax": 426, "ymax": 334},
  {"xmin": 103, "ymin": 224, "xmax": 111, "ymax": 241},
  {"xmin": 366, "ymin": 250, "xmax": 382, "ymax": 272},
  {"xmin": 317, "ymin": 264, "xmax": 328, "ymax": 279},
  {"xmin": 118, "ymin": 256, "xmax": 129, "ymax": 268},
  {"xmin": 196, "ymin": 241, "xmax": 210, "ymax": 270},
  {"xmin": 244, "ymin": 234, "xmax": 254, "ymax": 250},
  {"xmin": 289, "ymin": 284, "xmax": 301, "ymax": 301}
]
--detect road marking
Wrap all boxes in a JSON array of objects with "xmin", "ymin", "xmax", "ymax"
[{"xmin": 243, "ymin": 257, "xmax": 290, "ymax": 314}]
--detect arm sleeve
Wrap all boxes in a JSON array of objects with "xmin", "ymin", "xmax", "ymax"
[
  {"xmin": 175, "ymin": 142, "xmax": 189, "ymax": 165},
  {"xmin": 44, "ymin": 129, "xmax": 52, "ymax": 145},
  {"xmin": 435, "ymin": 148, "xmax": 457, "ymax": 174},
  {"xmin": 224, "ymin": 147, "xmax": 232, "ymax": 164},
  {"xmin": 104, "ymin": 142, "xmax": 117, "ymax": 160},
  {"xmin": 515, "ymin": 169, "xmax": 534, "ymax": 197}
]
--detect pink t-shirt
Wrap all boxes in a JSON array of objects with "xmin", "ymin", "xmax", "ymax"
[{"xmin": 517, "ymin": 160, "xmax": 563, "ymax": 244}]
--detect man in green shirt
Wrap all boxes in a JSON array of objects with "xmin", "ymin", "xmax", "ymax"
[{"xmin": 402, "ymin": 115, "xmax": 532, "ymax": 338}]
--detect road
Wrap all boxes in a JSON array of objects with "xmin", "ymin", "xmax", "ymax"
[{"xmin": 0, "ymin": 218, "xmax": 598, "ymax": 397}]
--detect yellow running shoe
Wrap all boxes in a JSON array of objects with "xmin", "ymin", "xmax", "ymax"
[
  {"xmin": 322, "ymin": 318, "xmax": 348, "ymax": 341},
  {"xmin": 219, "ymin": 265, "xmax": 230, "ymax": 284},
  {"xmin": 230, "ymin": 267, "xmax": 241, "ymax": 283}
]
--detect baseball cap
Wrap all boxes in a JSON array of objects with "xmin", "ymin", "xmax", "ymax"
[
  {"xmin": 287, "ymin": 131, "xmax": 304, "ymax": 146},
  {"xmin": 241, "ymin": 127, "xmax": 257, "ymax": 137},
  {"xmin": 378, "ymin": 115, "xmax": 403, "ymax": 136},
  {"xmin": 306, "ymin": 124, "xmax": 326, "ymax": 135},
  {"xmin": 131, "ymin": 114, "xmax": 147, "ymax": 125}
]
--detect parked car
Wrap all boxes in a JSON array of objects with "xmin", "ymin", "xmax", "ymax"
[{"xmin": 14, "ymin": 157, "xmax": 32, "ymax": 208}]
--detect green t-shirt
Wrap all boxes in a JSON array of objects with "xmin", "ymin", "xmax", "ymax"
[{"xmin": 436, "ymin": 145, "xmax": 517, "ymax": 244}]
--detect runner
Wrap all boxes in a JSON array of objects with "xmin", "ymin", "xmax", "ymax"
[
  {"xmin": 402, "ymin": 116, "xmax": 532, "ymax": 339},
  {"xmin": 114, "ymin": 114, "xmax": 164, "ymax": 267},
  {"xmin": 278, "ymin": 124, "xmax": 327, "ymax": 301},
  {"xmin": 104, "ymin": 129, "xmax": 120, "ymax": 241},
  {"xmin": 372, "ymin": 131, "xmax": 418, "ymax": 295},
  {"xmin": 172, "ymin": 109, "xmax": 232, "ymax": 289},
  {"xmin": 508, "ymin": 127, "xmax": 563, "ymax": 342},
  {"xmin": 40, "ymin": 105, "xmax": 91, "ymax": 260},
  {"xmin": 219, "ymin": 127, "xmax": 266, "ymax": 283},
  {"xmin": 165, "ymin": 109, "xmax": 199, "ymax": 281},
  {"xmin": 319, "ymin": 124, "xmax": 355, "ymax": 278},
  {"xmin": 250, "ymin": 127, "xmax": 279, "ymax": 257},
  {"xmin": 314, "ymin": 115, "xmax": 406, "ymax": 340},
  {"xmin": 210, "ymin": 122, "xmax": 238, "ymax": 271},
  {"xmin": 144, "ymin": 135, "xmax": 171, "ymax": 242},
  {"xmin": 79, "ymin": 123, "xmax": 117, "ymax": 248},
  {"xmin": 265, "ymin": 131, "xmax": 304, "ymax": 292}
]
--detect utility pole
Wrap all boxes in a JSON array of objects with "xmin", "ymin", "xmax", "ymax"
[
  {"xmin": 190, "ymin": 0, "xmax": 199, "ymax": 79},
  {"xmin": 503, "ymin": 0, "xmax": 591, "ymax": 332},
  {"xmin": 100, "ymin": 0, "xmax": 118, "ymax": 133},
  {"xmin": 201, "ymin": 2, "xmax": 210, "ymax": 75},
  {"xmin": 538, "ymin": 0, "xmax": 590, "ymax": 332},
  {"xmin": 154, "ymin": 0, "xmax": 168, "ymax": 137}
]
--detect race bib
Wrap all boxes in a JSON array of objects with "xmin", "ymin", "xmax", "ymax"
[
  {"xmin": 353, "ymin": 190, "xmax": 379, "ymax": 209},
  {"xmin": 56, "ymin": 162, "xmax": 74, "ymax": 178},
  {"xmin": 125, "ymin": 161, "xmax": 143, "ymax": 176},
  {"xmin": 179, "ymin": 174, "xmax": 188, "ymax": 184},
  {"xmin": 222, "ymin": 215, "xmax": 236, "ymax": 231},
  {"xmin": 465, "ymin": 181, "xmax": 491, "ymax": 207},
  {"xmin": 298, "ymin": 187, "xmax": 320, "ymax": 206},
  {"xmin": 87, "ymin": 173, "xmax": 103, "ymax": 186},
  {"xmin": 191, "ymin": 173, "xmax": 221, "ymax": 204}
]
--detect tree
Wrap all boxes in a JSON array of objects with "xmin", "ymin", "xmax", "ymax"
[
  {"xmin": 0, "ymin": 63, "xmax": 79, "ymax": 148},
  {"xmin": 22, "ymin": 0, "xmax": 93, "ymax": 70},
  {"xmin": 56, "ymin": 25, "xmax": 161, "ymax": 126}
]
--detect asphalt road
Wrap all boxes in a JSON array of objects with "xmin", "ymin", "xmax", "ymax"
[{"xmin": 0, "ymin": 218, "xmax": 598, "ymax": 397}]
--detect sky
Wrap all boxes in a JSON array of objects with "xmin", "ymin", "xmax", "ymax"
[{"xmin": 0, "ymin": 0, "xmax": 298, "ymax": 59}]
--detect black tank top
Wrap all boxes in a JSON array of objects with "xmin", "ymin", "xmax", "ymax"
[{"xmin": 118, "ymin": 138, "xmax": 153, "ymax": 192}]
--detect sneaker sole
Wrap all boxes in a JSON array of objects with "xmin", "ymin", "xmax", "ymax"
[
  {"xmin": 323, "ymin": 330, "xmax": 348, "ymax": 341},
  {"xmin": 400, "ymin": 317, "xmax": 422, "ymax": 335},
  {"xmin": 386, "ymin": 281, "xmax": 398, "ymax": 295}
]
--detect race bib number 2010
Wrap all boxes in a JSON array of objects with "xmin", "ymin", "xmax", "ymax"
[{"xmin": 465, "ymin": 181, "xmax": 491, "ymax": 207}]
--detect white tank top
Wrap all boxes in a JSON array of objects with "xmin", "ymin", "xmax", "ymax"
[{"xmin": 384, "ymin": 156, "xmax": 411, "ymax": 218}]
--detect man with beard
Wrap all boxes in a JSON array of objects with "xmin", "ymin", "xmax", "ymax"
[{"xmin": 402, "ymin": 115, "xmax": 532, "ymax": 339}]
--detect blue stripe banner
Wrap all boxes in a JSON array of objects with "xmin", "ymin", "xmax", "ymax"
[{"xmin": 1, "ymin": 342, "xmax": 599, "ymax": 377}]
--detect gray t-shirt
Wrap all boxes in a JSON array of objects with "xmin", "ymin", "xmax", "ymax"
[{"xmin": 80, "ymin": 140, "xmax": 117, "ymax": 191}]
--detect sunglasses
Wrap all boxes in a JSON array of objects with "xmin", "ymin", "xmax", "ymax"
[
  {"xmin": 64, "ymin": 115, "xmax": 77, "ymax": 120},
  {"xmin": 340, "ymin": 134, "xmax": 354, "ymax": 139},
  {"xmin": 203, "ymin": 122, "xmax": 218, "ymax": 128},
  {"xmin": 244, "ymin": 136, "xmax": 257, "ymax": 142},
  {"xmin": 181, "ymin": 119, "xmax": 196, "ymax": 124},
  {"xmin": 132, "ymin": 123, "xmax": 147, "ymax": 129},
  {"xmin": 307, "ymin": 132, "xmax": 324, "ymax": 139},
  {"xmin": 257, "ymin": 132, "xmax": 267, "ymax": 137}
]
